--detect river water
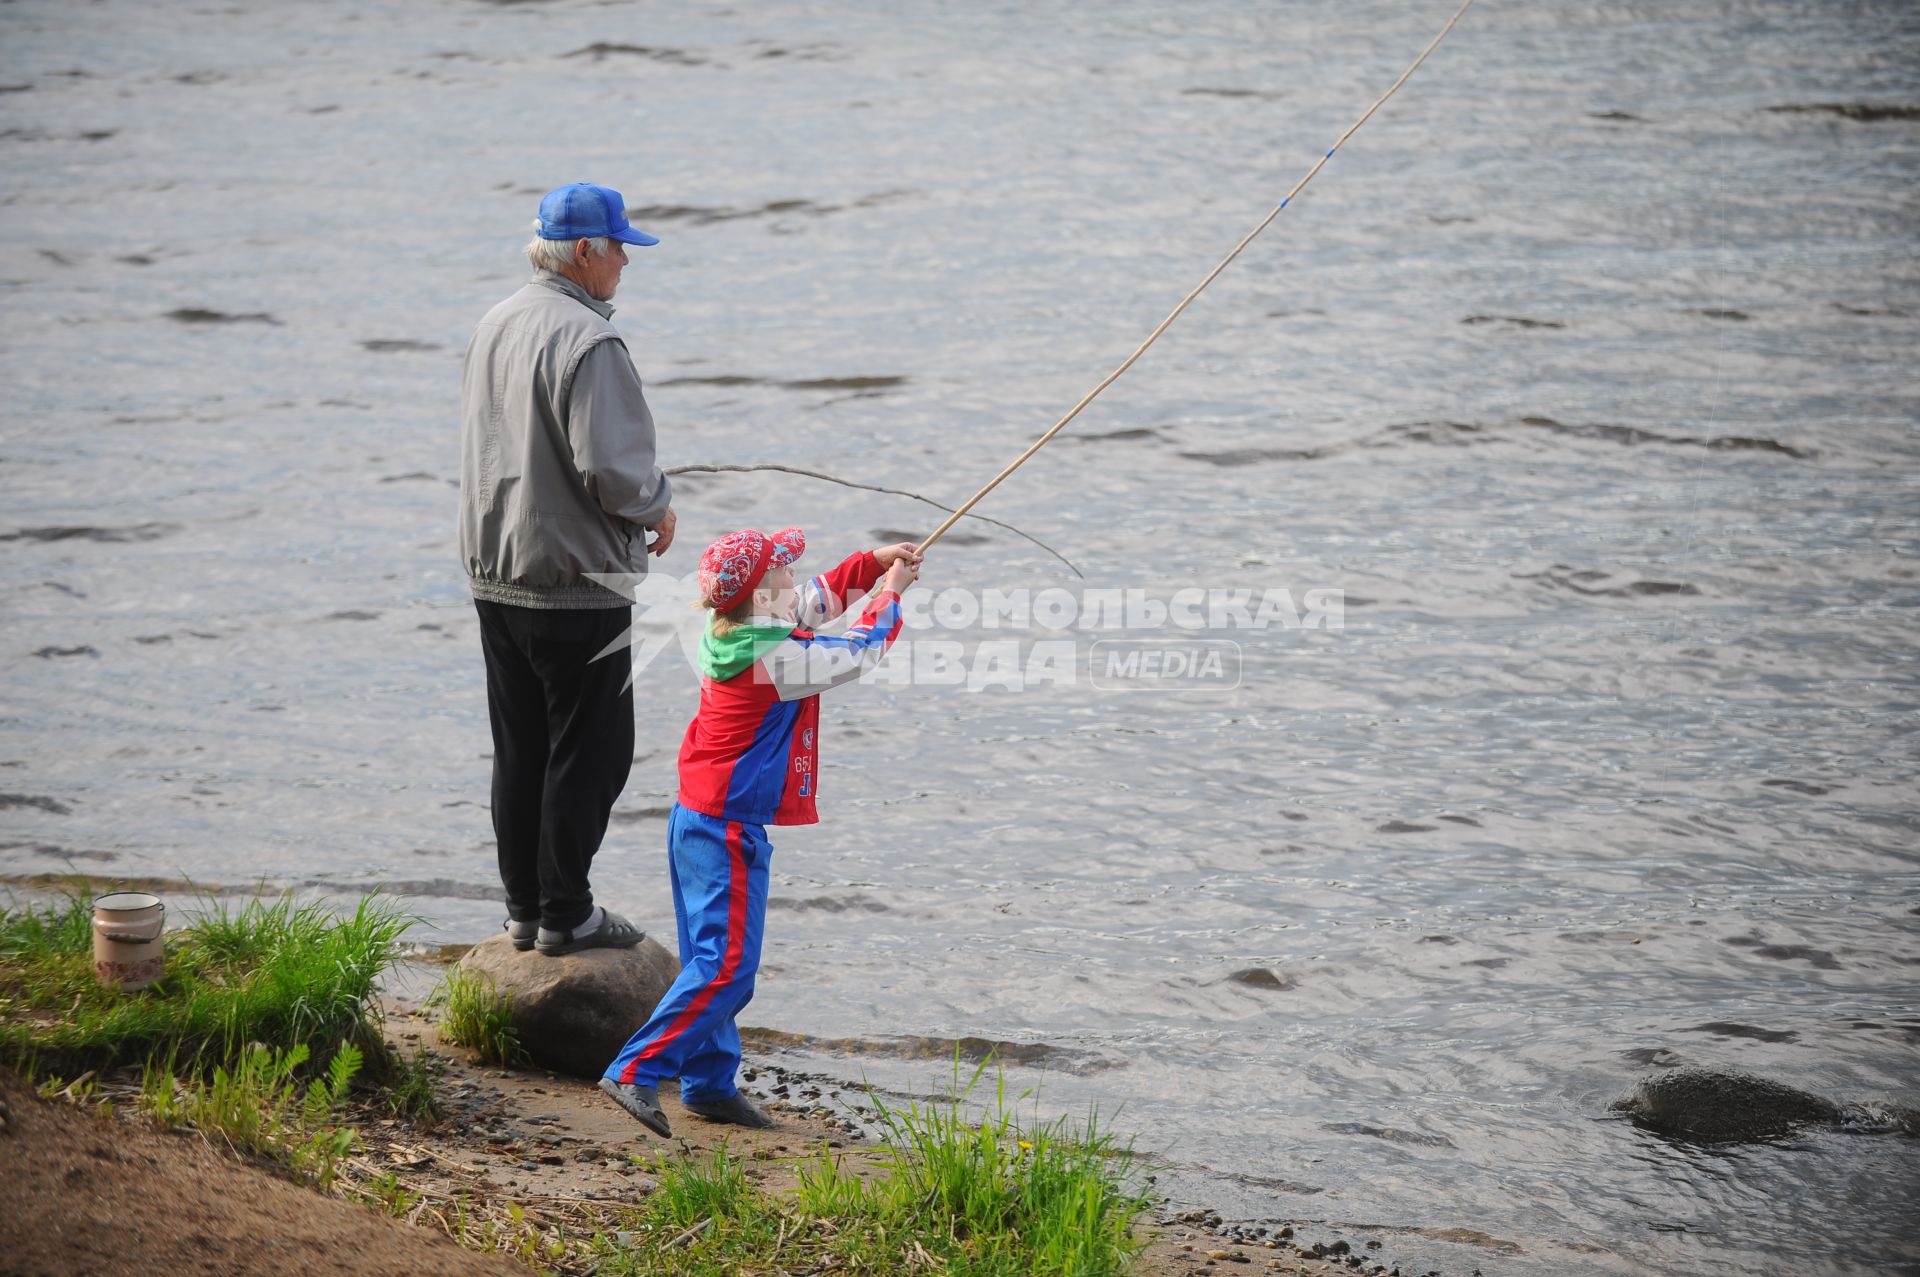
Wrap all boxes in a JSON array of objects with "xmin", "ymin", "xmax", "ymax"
[{"xmin": 3, "ymin": 1, "xmax": 1917, "ymax": 1273}]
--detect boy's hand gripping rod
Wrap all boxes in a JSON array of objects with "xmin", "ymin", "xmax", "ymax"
[{"xmin": 915, "ymin": 0, "xmax": 1475, "ymax": 558}]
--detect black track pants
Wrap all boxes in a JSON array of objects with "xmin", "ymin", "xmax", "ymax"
[{"xmin": 475, "ymin": 600, "xmax": 634, "ymax": 932}]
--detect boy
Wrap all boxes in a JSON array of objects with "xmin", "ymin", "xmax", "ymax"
[{"xmin": 599, "ymin": 527, "xmax": 921, "ymax": 1134}]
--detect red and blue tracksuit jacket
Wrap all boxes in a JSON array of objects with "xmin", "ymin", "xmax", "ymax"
[
  {"xmin": 675, "ymin": 550, "xmax": 905, "ymax": 826},
  {"xmin": 603, "ymin": 552, "xmax": 903, "ymax": 1100}
]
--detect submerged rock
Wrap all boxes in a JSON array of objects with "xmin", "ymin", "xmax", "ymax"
[
  {"xmin": 1226, "ymin": 966, "xmax": 1297, "ymax": 991},
  {"xmin": 458, "ymin": 932, "xmax": 679, "ymax": 1079},
  {"xmin": 1610, "ymin": 1066, "xmax": 1919, "ymax": 1143}
]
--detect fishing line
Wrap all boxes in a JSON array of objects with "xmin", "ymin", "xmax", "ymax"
[
  {"xmin": 916, "ymin": 0, "xmax": 1476, "ymax": 556},
  {"xmin": 662, "ymin": 462, "xmax": 1082, "ymax": 576}
]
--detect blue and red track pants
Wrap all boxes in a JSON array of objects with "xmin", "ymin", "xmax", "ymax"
[{"xmin": 603, "ymin": 803, "xmax": 770, "ymax": 1103}]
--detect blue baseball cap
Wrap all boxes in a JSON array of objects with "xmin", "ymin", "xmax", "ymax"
[{"xmin": 535, "ymin": 182, "xmax": 659, "ymax": 247}]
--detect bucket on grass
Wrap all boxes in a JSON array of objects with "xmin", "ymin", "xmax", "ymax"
[{"xmin": 92, "ymin": 892, "xmax": 165, "ymax": 991}]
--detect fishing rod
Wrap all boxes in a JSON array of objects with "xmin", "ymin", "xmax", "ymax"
[{"xmin": 915, "ymin": 0, "xmax": 1476, "ymax": 557}]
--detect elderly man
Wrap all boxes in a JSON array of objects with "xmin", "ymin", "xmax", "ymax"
[{"xmin": 459, "ymin": 181, "xmax": 676, "ymax": 957}]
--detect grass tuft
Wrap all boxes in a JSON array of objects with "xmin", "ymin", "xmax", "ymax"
[
  {"xmin": 590, "ymin": 1059, "xmax": 1148, "ymax": 1276},
  {"xmin": 378, "ymin": 1041, "xmax": 444, "ymax": 1121},
  {"xmin": 428, "ymin": 968, "xmax": 525, "ymax": 1067},
  {"xmin": 0, "ymin": 885, "xmax": 93, "ymax": 962},
  {"xmin": 0, "ymin": 887, "xmax": 412, "ymax": 1081},
  {"xmin": 796, "ymin": 1059, "xmax": 1148, "ymax": 1276},
  {"xmin": 141, "ymin": 1039, "xmax": 363, "ymax": 1189}
]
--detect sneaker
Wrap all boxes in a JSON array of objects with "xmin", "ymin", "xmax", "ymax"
[
  {"xmin": 683, "ymin": 1092, "xmax": 774, "ymax": 1129},
  {"xmin": 536, "ymin": 907, "xmax": 644, "ymax": 957},
  {"xmin": 504, "ymin": 918, "xmax": 537, "ymax": 952},
  {"xmin": 599, "ymin": 1077, "xmax": 671, "ymax": 1138}
]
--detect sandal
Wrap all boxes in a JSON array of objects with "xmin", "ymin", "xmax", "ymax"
[
  {"xmin": 599, "ymin": 1077, "xmax": 672, "ymax": 1138},
  {"xmin": 536, "ymin": 907, "xmax": 644, "ymax": 956},
  {"xmin": 684, "ymin": 1092, "xmax": 774, "ymax": 1129}
]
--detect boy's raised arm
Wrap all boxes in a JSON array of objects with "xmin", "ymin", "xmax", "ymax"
[
  {"xmin": 765, "ymin": 590, "xmax": 906, "ymax": 700},
  {"xmin": 792, "ymin": 542, "xmax": 920, "ymax": 628},
  {"xmin": 767, "ymin": 553, "xmax": 919, "ymax": 700}
]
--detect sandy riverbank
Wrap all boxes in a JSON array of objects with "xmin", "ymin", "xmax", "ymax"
[{"xmin": 0, "ymin": 995, "xmax": 1397, "ymax": 1277}]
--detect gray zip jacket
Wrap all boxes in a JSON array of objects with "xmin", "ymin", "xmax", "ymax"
[{"xmin": 459, "ymin": 270, "xmax": 673, "ymax": 609}]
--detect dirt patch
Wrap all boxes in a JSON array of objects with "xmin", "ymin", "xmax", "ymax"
[
  {"xmin": 0, "ymin": 1067, "xmax": 524, "ymax": 1277},
  {"xmin": 369, "ymin": 1013, "xmax": 883, "ymax": 1204}
]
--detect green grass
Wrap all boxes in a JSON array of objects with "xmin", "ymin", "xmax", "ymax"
[
  {"xmin": 2, "ymin": 886, "xmax": 443, "ymax": 1193},
  {"xmin": 0, "ymin": 885, "xmax": 93, "ymax": 961},
  {"xmin": 428, "ymin": 967, "xmax": 526, "ymax": 1067},
  {"xmin": 355, "ymin": 1169, "xmax": 425, "ymax": 1218},
  {"xmin": 0, "ymin": 886, "xmax": 411, "ymax": 1080},
  {"xmin": 381, "ymin": 1042, "xmax": 444, "ymax": 1121},
  {"xmin": 588, "ymin": 1061, "xmax": 1149, "ymax": 1277},
  {"xmin": 141, "ymin": 1039, "xmax": 363, "ymax": 1189},
  {"xmin": 794, "ymin": 1062, "xmax": 1148, "ymax": 1276}
]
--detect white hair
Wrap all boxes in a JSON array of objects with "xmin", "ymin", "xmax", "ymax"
[{"xmin": 524, "ymin": 221, "xmax": 611, "ymax": 273}]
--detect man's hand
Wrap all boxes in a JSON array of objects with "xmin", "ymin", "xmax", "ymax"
[
  {"xmin": 648, "ymin": 507, "xmax": 677, "ymax": 557},
  {"xmin": 874, "ymin": 542, "xmax": 922, "ymax": 571}
]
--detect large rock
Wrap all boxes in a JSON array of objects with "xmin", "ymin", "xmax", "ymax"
[
  {"xmin": 457, "ymin": 932, "xmax": 680, "ymax": 1078},
  {"xmin": 1610, "ymin": 1067, "xmax": 1841, "ymax": 1143}
]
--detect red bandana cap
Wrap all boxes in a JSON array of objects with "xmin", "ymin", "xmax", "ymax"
[{"xmin": 698, "ymin": 527, "xmax": 806, "ymax": 612}]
